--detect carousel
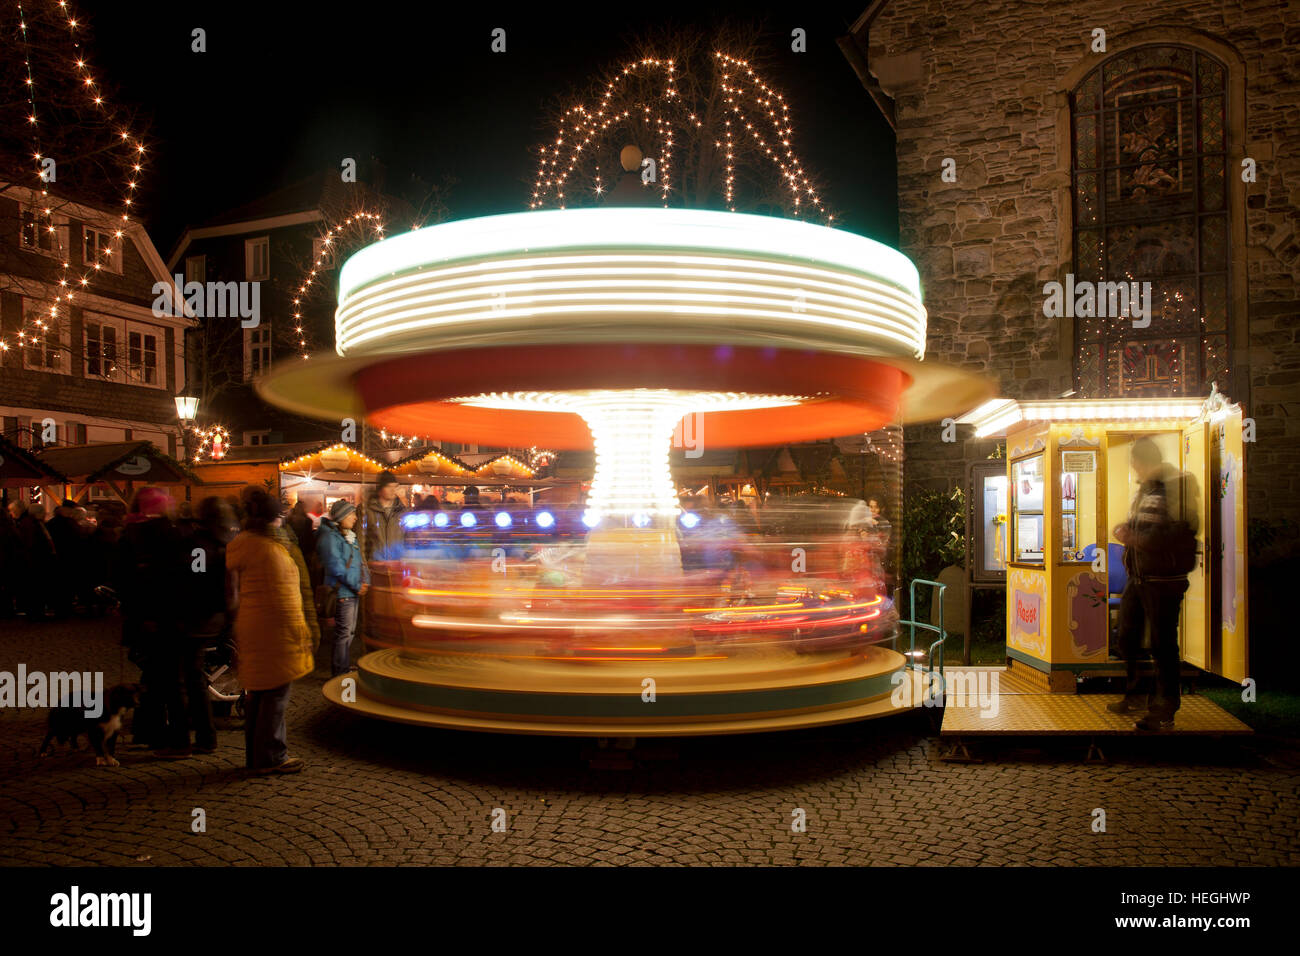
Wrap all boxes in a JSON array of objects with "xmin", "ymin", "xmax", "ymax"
[{"xmin": 258, "ymin": 206, "xmax": 992, "ymax": 735}]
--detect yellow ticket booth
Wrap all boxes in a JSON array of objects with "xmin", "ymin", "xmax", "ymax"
[{"xmin": 959, "ymin": 389, "xmax": 1248, "ymax": 692}]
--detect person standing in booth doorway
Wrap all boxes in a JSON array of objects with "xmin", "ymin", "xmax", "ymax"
[
  {"xmin": 317, "ymin": 500, "xmax": 369, "ymax": 676},
  {"xmin": 1106, "ymin": 437, "xmax": 1199, "ymax": 731}
]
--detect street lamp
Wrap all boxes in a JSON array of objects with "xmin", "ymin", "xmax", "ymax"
[
  {"xmin": 175, "ymin": 391, "xmax": 199, "ymax": 461},
  {"xmin": 174, "ymin": 394, "xmax": 198, "ymax": 423}
]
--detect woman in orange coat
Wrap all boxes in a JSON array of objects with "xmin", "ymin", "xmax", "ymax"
[{"xmin": 226, "ymin": 489, "xmax": 314, "ymax": 774}]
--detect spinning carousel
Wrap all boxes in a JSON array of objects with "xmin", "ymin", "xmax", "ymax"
[{"xmin": 259, "ymin": 206, "xmax": 992, "ymax": 735}]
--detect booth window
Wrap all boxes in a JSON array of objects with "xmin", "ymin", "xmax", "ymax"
[
  {"xmin": 1059, "ymin": 449, "xmax": 1098, "ymax": 562},
  {"xmin": 1071, "ymin": 45, "xmax": 1231, "ymax": 398},
  {"xmin": 1011, "ymin": 453, "xmax": 1045, "ymax": 565}
]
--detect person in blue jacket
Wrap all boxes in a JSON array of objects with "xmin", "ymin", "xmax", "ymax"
[{"xmin": 317, "ymin": 500, "xmax": 370, "ymax": 676}]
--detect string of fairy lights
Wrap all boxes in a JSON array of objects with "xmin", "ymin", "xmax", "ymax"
[
  {"xmin": 291, "ymin": 210, "xmax": 390, "ymax": 361},
  {"xmin": 2, "ymin": 1, "xmax": 150, "ymax": 359},
  {"xmin": 529, "ymin": 52, "xmax": 831, "ymax": 223}
]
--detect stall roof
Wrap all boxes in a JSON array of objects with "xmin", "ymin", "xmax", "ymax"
[
  {"xmin": 958, "ymin": 397, "xmax": 1209, "ymax": 439},
  {"xmin": 471, "ymin": 453, "xmax": 536, "ymax": 479},
  {"xmin": 0, "ymin": 434, "xmax": 66, "ymax": 487},
  {"xmin": 279, "ymin": 442, "xmax": 393, "ymax": 474},
  {"xmin": 37, "ymin": 441, "xmax": 201, "ymax": 484},
  {"xmin": 392, "ymin": 446, "xmax": 475, "ymax": 477}
]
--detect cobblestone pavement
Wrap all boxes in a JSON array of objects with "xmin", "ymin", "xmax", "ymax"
[{"xmin": 2, "ymin": 616, "xmax": 1298, "ymax": 866}]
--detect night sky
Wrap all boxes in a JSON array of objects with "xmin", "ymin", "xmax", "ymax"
[{"xmin": 86, "ymin": 1, "xmax": 897, "ymax": 257}]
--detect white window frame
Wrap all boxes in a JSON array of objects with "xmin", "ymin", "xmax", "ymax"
[
  {"xmin": 184, "ymin": 255, "xmax": 206, "ymax": 285},
  {"xmin": 125, "ymin": 326, "xmax": 162, "ymax": 388},
  {"xmin": 82, "ymin": 227, "xmax": 123, "ymax": 274},
  {"xmin": 83, "ymin": 317, "xmax": 121, "ymax": 379},
  {"xmin": 243, "ymin": 324, "xmax": 272, "ymax": 381},
  {"xmin": 245, "ymin": 236, "xmax": 269, "ymax": 280},
  {"xmin": 20, "ymin": 299, "xmax": 70, "ymax": 374},
  {"xmin": 18, "ymin": 203, "xmax": 69, "ymax": 259},
  {"xmin": 243, "ymin": 430, "xmax": 272, "ymax": 446},
  {"xmin": 81, "ymin": 313, "xmax": 166, "ymax": 389}
]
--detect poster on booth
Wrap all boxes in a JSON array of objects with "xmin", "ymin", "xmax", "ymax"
[{"xmin": 1008, "ymin": 568, "xmax": 1047, "ymax": 659}]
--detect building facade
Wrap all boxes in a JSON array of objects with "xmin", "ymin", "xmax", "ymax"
[
  {"xmin": 166, "ymin": 169, "xmax": 427, "ymax": 455},
  {"xmin": 0, "ymin": 183, "xmax": 190, "ymax": 458},
  {"xmin": 842, "ymin": 0, "xmax": 1300, "ymax": 524}
]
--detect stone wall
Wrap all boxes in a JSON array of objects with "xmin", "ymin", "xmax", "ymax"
[{"xmin": 859, "ymin": 0, "xmax": 1300, "ymax": 522}]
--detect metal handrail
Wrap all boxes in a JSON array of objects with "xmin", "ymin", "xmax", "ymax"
[{"xmin": 895, "ymin": 578, "xmax": 948, "ymax": 702}]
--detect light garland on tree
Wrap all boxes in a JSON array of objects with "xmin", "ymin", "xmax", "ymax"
[
  {"xmin": 290, "ymin": 210, "xmax": 392, "ymax": 361},
  {"xmin": 529, "ymin": 52, "xmax": 831, "ymax": 224},
  {"xmin": 3, "ymin": 1, "xmax": 150, "ymax": 356}
]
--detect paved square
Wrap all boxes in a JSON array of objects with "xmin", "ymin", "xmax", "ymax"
[{"xmin": 2, "ymin": 617, "xmax": 1297, "ymax": 866}]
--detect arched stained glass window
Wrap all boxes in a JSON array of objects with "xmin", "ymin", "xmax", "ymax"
[{"xmin": 1071, "ymin": 45, "xmax": 1230, "ymax": 397}]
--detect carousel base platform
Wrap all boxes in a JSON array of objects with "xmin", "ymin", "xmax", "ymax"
[{"xmin": 323, "ymin": 644, "xmax": 919, "ymax": 737}]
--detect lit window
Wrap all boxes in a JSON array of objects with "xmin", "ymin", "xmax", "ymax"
[{"xmin": 185, "ymin": 255, "xmax": 205, "ymax": 285}]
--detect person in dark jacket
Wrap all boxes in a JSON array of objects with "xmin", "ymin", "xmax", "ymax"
[
  {"xmin": 1107, "ymin": 437, "xmax": 1200, "ymax": 731},
  {"xmin": 317, "ymin": 500, "xmax": 370, "ymax": 676},
  {"xmin": 11, "ymin": 499, "xmax": 56, "ymax": 619},
  {"xmin": 362, "ymin": 471, "xmax": 407, "ymax": 563},
  {"xmin": 287, "ymin": 499, "xmax": 316, "ymax": 564},
  {"xmin": 0, "ymin": 498, "xmax": 21, "ymax": 618},
  {"xmin": 158, "ymin": 496, "xmax": 235, "ymax": 757},
  {"xmin": 46, "ymin": 498, "xmax": 91, "ymax": 617},
  {"xmin": 114, "ymin": 487, "xmax": 187, "ymax": 750}
]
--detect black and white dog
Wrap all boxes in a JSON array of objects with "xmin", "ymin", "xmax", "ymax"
[{"xmin": 38, "ymin": 684, "xmax": 139, "ymax": 767}]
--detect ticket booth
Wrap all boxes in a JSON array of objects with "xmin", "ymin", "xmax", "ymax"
[{"xmin": 959, "ymin": 389, "xmax": 1248, "ymax": 691}]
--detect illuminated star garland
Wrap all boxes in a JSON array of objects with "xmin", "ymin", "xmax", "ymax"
[
  {"xmin": 192, "ymin": 424, "xmax": 230, "ymax": 463},
  {"xmin": 529, "ymin": 52, "xmax": 831, "ymax": 224},
  {"xmin": 3, "ymin": 1, "xmax": 150, "ymax": 356}
]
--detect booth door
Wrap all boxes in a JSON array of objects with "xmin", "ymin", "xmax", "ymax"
[
  {"xmin": 1212, "ymin": 408, "xmax": 1249, "ymax": 683},
  {"xmin": 1179, "ymin": 421, "xmax": 1211, "ymax": 670}
]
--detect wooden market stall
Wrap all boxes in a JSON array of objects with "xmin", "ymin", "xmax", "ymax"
[
  {"xmin": 277, "ymin": 442, "xmax": 394, "ymax": 515},
  {"xmin": 35, "ymin": 441, "xmax": 201, "ymax": 507},
  {"xmin": 0, "ymin": 434, "xmax": 65, "ymax": 494},
  {"xmin": 393, "ymin": 447, "xmax": 583, "ymax": 506}
]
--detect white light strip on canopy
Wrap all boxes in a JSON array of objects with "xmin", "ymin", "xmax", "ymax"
[
  {"xmin": 452, "ymin": 390, "xmax": 802, "ymax": 518},
  {"xmin": 339, "ymin": 208, "xmax": 923, "ymax": 301},
  {"xmin": 332, "ymin": 209, "xmax": 929, "ymax": 362},
  {"xmin": 960, "ymin": 398, "xmax": 1207, "ymax": 438},
  {"xmin": 334, "ymin": 251, "xmax": 927, "ymax": 360}
]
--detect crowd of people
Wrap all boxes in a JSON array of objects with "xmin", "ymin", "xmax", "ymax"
[{"xmin": 1, "ymin": 469, "xmax": 414, "ymax": 776}]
